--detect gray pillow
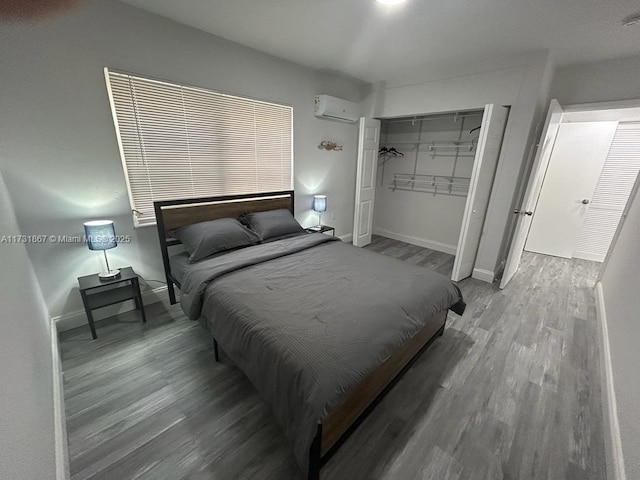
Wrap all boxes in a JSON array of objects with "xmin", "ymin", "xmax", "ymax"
[
  {"xmin": 169, "ymin": 218, "xmax": 260, "ymax": 263},
  {"xmin": 239, "ymin": 209, "xmax": 303, "ymax": 241}
]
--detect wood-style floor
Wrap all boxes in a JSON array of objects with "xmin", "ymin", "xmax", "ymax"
[{"xmin": 60, "ymin": 235, "xmax": 605, "ymax": 480}]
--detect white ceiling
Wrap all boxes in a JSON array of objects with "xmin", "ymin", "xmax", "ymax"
[{"xmin": 120, "ymin": 0, "xmax": 640, "ymax": 84}]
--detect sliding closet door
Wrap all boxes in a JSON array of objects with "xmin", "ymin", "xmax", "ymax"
[
  {"xmin": 353, "ymin": 117, "xmax": 381, "ymax": 247},
  {"xmin": 451, "ymin": 104, "xmax": 509, "ymax": 282}
]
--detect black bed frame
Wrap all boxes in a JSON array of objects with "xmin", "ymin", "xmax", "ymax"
[{"xmin": 153, "ymin": 190, "xmax": 449, "ymax": 480}]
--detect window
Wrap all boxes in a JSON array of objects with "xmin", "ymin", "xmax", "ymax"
[{"xmin": 104, "ymin": 69, "xmax": 293, "ymax": 226}]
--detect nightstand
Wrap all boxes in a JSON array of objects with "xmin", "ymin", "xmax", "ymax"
[
  {"xmin": 305, "ymin": 225, "xmax": 336, "ymax": 236},
  {"xmin": 77, "ymin": 267, "xmax": 146, "ymax": 339}
]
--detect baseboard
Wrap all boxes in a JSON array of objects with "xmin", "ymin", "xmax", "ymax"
[
  {"xmin": 338, "ymin": 233, "xmax": 353, "ymax": 243},
  {"xmin": 573, "ymin": 250, "xmax": 605, "ymax": 263},
  {"xmin": 373, "ymin": 228, "xmax": 457, "ymax": 255},
  {"xmin": 51, "ymin": 321, "xmax": 70, "ymax": 480},
  {"xmin": 595, "ymin": 282, "xmax": 627, "ymax": 480},
  {"xmin": 471, "ymin": 268, "xmax": 495, "ymax": 283},
  {"xmin": 54, "ymin": 285, "xmax": 170, "ymax": 332}
]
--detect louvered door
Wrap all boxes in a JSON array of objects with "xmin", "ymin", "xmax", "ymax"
[{"xmin": 573, "ymin": 122, "xmax": 640, "ymax": 262}]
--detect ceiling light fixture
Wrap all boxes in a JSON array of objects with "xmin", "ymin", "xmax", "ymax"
[
  {"xmin": 376, "ymin": 0, "xmax": 407, "ymax": 5},
  {"xmin": 623, "ymin": 12, "xmax": 640, "ymax": 26}
]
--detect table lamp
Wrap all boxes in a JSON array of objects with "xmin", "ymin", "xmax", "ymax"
[
  {"xmin": 84, "ymin": 220, "xmax": 120, "ymax": 280},
  {"xmin": 313, "ymin": 195, "xmax": 327, "ymax": 227}
]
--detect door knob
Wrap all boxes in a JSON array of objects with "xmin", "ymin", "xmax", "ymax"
[
  {"xmin": 582, "ymin": 199, "xmax": 590, "ymax": 205},
  {"xmin": 514, "ymin": 209, "xmax": 533, "ymax": 216}
]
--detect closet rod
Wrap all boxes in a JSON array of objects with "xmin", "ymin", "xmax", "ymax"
[
  {"xmin": 381, "ymin": 141, "xmax": 476, "ymax": 148},
  {"xmin": 427, "ymin": 143, "xmax": 475, "ymax": 151},
  {"xmin": 427, "ymin": 153, "xmax": 476, "ymax": 158}
]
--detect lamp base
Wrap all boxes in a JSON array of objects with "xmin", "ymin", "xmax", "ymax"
[{"xmin": 98, "ymin": 269, "xmax": 121, "ymax": 281}]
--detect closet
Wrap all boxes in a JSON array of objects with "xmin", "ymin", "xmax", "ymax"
[{"xmin": 353, "ymin": 105, "xmax": 510, "ymax": 282}]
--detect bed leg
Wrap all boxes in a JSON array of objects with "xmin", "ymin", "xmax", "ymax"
[
  {"xmin": 437, "ymin": 323, "xmax": 445, "ymax": 337},
  {"xmin": 167, "ymin": 280, "xmax": 177, "ymax": 305},
  {"xmin": 308, "ymin": 424, "xmax": 322, "ymax": 480},
  {"xmin": 213, "ymin": 338, "xmax": 220, "ymax": 362}
]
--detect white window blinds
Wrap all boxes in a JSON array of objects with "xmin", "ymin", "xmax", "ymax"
[{"xmin": 105, "ymin": 69, "xmax": 293, "ymax": 226}]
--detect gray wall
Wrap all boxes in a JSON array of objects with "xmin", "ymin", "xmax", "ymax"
[
  {"xmin": 551, "ymin": 54, "xmax": 640, "ymax": 105},
  {"xmin": 599, "ymin": 180, "xmax": 640, "ymax": 480},
  {"xmin": 0, "ymin": 0, "xmax": 369, "ymax": 321},
  {"xmin": 0, "ymin": 171, "xmax": 57, "ymax": 480}
]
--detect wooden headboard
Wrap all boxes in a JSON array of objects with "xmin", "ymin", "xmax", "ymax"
[{"xmin": 154, "ymin": 190, "xmax": 295, "ymax": 303}]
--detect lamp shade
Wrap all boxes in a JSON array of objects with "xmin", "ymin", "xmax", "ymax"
[
  {"xmin": 84, "ymin": 220, "xmax": 117, "ymax": 251},
  {"xmin": 313, "ymin": 195, "xmax": 327, "ymax": 213}
]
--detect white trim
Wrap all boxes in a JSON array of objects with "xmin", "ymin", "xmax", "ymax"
[
  {"xmin": 373, "ymin": 227, "xmax": 457, "ymax": 255},
  {"xmin": 54, "ymin": 286, "xmax": 170, "ymax": 332},
  {"xmin": 471, "ymin": 268, "xmax": 495, "ymax": 283},
  {"xmin": 595, "ymin": 282, "xmax": 627, "ymax": 480},
  {"xmin": 51, "ymin": 321, "xmax": 69, "ymax": 480},
  {"xmin": 54, "ymin": 309, "xmax": 84, "ymax": 334},
  {"xmin": 564, "ymin": 98, "xmax": 640, "ymax": 113},
  {"xmin": 338, "ymin": 233, "xmax": 353, "ymax": 243},
  {"xmin": 572, "ymin": 250, "xmax": 605, "ymax": 263}
]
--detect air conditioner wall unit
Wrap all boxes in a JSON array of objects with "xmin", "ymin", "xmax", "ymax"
[{"xmin": 313, "ymin": 95, "xmax": 360, "ymax": 123}]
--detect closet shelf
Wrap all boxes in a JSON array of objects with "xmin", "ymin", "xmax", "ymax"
[
  {"xmin": 428, "ymin": 141, "xmax": 476, "ymax": 152},
  {"xmin": 389, "ymin": 173, "xmax": 471, "ymax": 197},
  {"xmin": 382, "ymin": 141, "xmax": 476, "ymax": 150}
]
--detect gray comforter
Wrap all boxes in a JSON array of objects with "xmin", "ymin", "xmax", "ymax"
[{"xmin": 180, "ymin": 234, "xmax": 464, "ymax": 470}]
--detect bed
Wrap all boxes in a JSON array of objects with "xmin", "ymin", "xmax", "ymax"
[{"xmin": 154, "ymin": 190, "xmax": 465, "ymax": 479}]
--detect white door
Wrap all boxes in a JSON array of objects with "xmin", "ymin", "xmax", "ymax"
[
  {"xmin": 353, "ymin": 117, "xmax": 381, "ymax": 247},
  {"xmin": 500, "ymin": 99, "xmax": 564, "ymax": 288},
  {"xmin": 451, "ymin": 104, "xmax": 509, "ymax": 282},
  {"xmin": 573, "ymin": 122, "xmax": 640, "ymax": 262},
  {"xmin": 525, "ymin": 121, "xmax": 618, "ymax": 257}
]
